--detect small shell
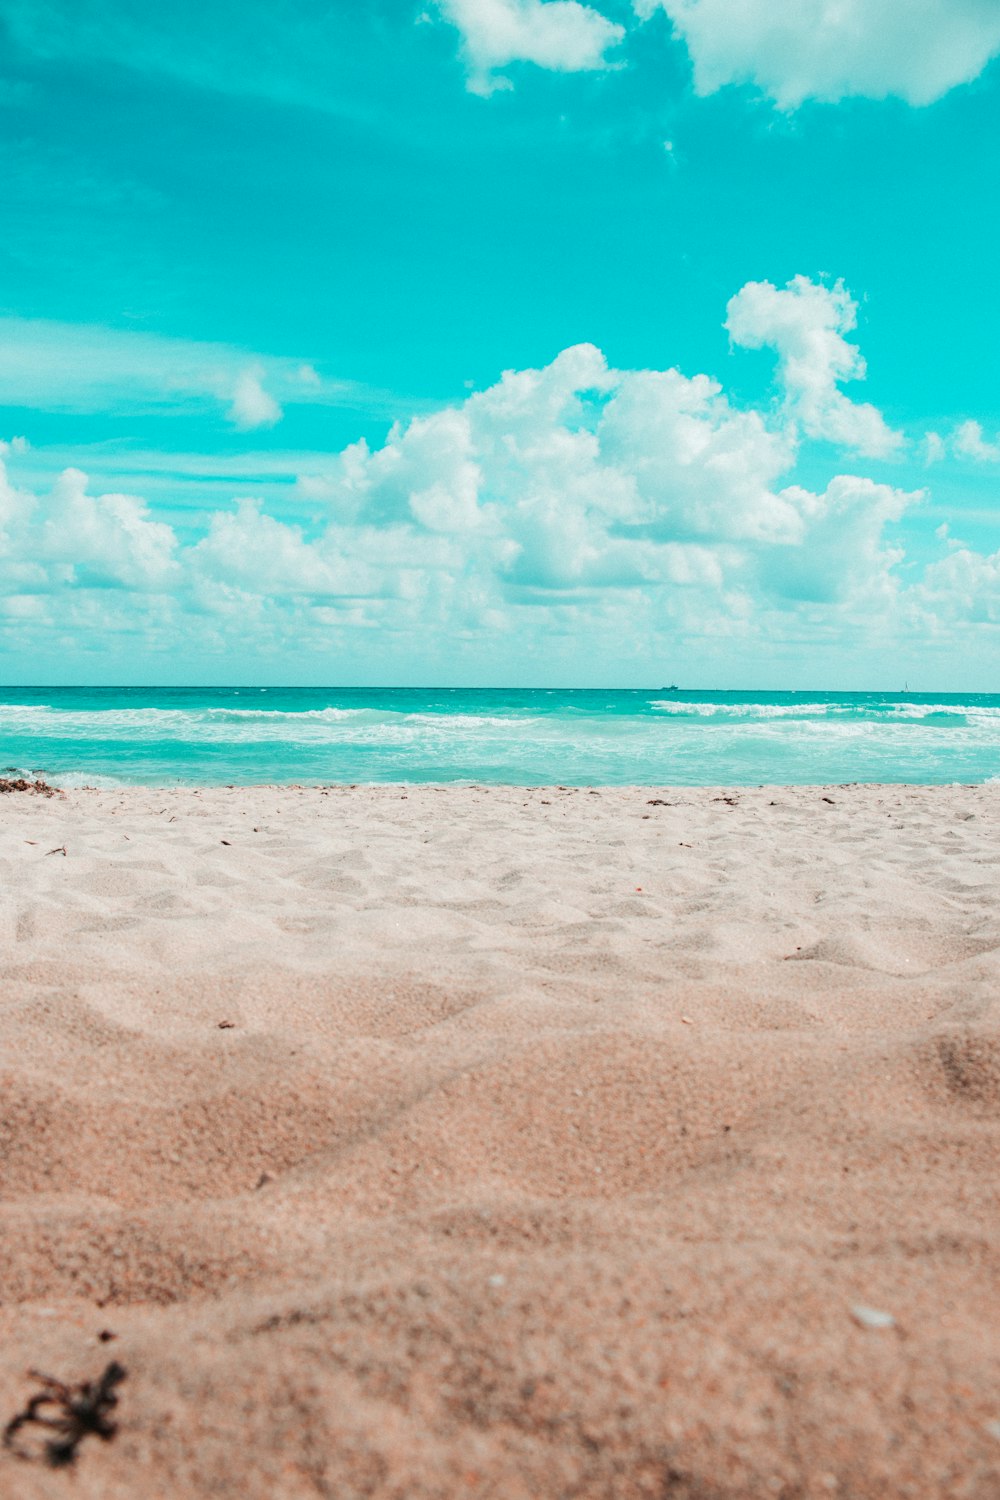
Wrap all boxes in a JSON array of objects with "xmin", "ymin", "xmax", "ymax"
[{"xmin": 850, "ymin": 1304, "xmax": 895, "ymax": 1330}]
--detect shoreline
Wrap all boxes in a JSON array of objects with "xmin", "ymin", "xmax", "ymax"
[
  {"xmin": 8, "ymin": 777, "xmax": 999, "ymax": 792},
  {"xmin": 1, "ymin": 782, "xmax": 997, "ymax": 1495}
]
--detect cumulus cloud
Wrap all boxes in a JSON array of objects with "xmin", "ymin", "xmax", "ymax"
[
  {"xmin": 288, "ymin": 295, "xmax": 928, "ymax": 619},
  {"xmin": 188, "ymin": 502, "xmax": 400, "ymax": 601},
  {"xmin": 192, "ymin": 503, "xmax": 341, "ymax": 596},
  {"xmin": 227, "ymin": 369, "xmax": 283, "ymax": 431},
  {"xmin": 0, "ymin": 273, "xmax": 992, "ymax": 665},
  {"xmin": 922, "ymin": 420, "xmax": 1000, "ymax": 464},
  {"xmin": 438, "ymin": 0, "xmax": 624, "ymax": 93},
  {"xmin": 952, "ymin": 419, "xmax": 1000, "ymax": 463},
  {"xmin": 596, "ymin": 367, "xmax": 798, "ymax": 542},
  {"xmin": 39, "ymin": 470, "xmax": 179, "ymax": 590},
  {"xmin": 306, "ymin": 344, "xmax": 922, "ymax": 614},
  {"xmin": 0, "ymin": 456, "xmax": 178, "ymax": 593},
  {"xmin": 726, "ymin": 276, "xmax": 902, "ymax": 458},
  {"xmin": 754, "ymin": 475, "xmax": 915, "ymax": 606},
  {"xmin": 635, "ymin": 0, "xmax": 1000, "ymax": 108},
  {"xmin": 917, "ymin": 546, "xmax": 1000, "ymax": 623}
]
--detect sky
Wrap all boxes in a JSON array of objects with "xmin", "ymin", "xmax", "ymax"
[{"xmin": 0, "ymin": 0, "xmax": 998, "ymax": 688}]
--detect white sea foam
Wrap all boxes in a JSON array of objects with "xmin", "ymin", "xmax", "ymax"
[
  {"xmin": 0, "ymin": 703, "xmax": 542, "ymax": 752},
  {"xmin": 203, "ymin": 706, "xmax": 365, "ymax": 721},
  {"xmin": 2, "ymin": 693, "xmax": 996, "ymax": 785},
  {"xmin": 649, "ymin": 699, "xmax": 999, "ymax": 721},
  {"xmin": 55, "ymin": 771, "xmax": 127, "ymax": 789}
]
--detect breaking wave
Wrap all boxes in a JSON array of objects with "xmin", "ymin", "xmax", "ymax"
[{"xmin": 1, "ymin": 689, "xmax": 997, "ymax": 786}]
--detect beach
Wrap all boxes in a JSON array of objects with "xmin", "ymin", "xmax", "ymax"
[{"xmin": 0, "ymin": 781, "xmax": 998, "ymax": 1497}]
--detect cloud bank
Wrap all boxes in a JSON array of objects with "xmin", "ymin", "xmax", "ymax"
[
  {"xmin": 439, "ymin": 0, "xmax": 1000, "ymax": 104},
  {"xmin": 1, "ymin": 276, "xmax": 996, "ymax": 673}
]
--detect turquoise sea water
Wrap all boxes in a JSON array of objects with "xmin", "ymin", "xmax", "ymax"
[{"xmin": 1, "ymin": 687, "xmax": 998, "ymax": 786}]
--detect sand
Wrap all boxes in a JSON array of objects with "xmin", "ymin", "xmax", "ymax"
[{"xmin": 0, "ymin": 782, "xmax": 998, "ymax": 1498}]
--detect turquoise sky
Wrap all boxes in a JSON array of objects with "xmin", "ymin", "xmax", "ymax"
[{"xmin": 0, "ymin": 0, "xmax": 998, "ymax": 687}]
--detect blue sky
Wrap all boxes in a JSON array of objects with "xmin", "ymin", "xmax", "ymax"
[{"xmin": 0, "ymin": 0, "xmax": 998, "ymax": 687}]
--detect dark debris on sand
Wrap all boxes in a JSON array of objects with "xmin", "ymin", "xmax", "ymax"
[
  {"xmin": 0, "ymin": 777, "xmax": 59, "ymax": 796},
  {"xmin": 2, "ymin": 1361, "xmax": 126, "ymax": 1468}
]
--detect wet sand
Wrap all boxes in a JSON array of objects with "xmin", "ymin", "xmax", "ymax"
[{"xmin": 0, "ymin": 783, "xmax": 998, "ymax": 1498}]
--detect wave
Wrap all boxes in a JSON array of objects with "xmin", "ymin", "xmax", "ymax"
[
  {"xmin": 0, "ymin": 703, "xmax": 539, "ymax": 741},
  {"xmin": 201, "ymin": 707, "xmax": 526, "ymax": 728},
  {"xmin": 3, "ymin": 701, "xmax": 998, "ymax": 739},
  {"xmin": 203, "ymin": 706, "xmax": 364, "ymax": 721},
  {"xmin": 649, "ymin": 700, "xmax": 1000, "ymax": 724},
  {"xmin": 53, "ymin": 771, "xmax": 127, "ymax": 789},
  {"xmin": 2, "ymin": 693, "xmax": 997, "ymax": 788}
]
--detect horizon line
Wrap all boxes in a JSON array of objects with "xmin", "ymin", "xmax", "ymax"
[{"xmin": 0, "ymin": 685, "xmax": 993, "ymax": 696}]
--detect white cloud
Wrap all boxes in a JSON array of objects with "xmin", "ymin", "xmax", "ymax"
[
  {"xmin": 0, "ymin": 317, "xmax": 395, "ymax": 427},
  {"xmin": 298, "ymin": 309, "xmax": 921, "ymax": 609},
  {"xmin": 635, "ymin": 0, "xmax": 1000, "ymax": 108},
  {"xmin": 597, "ymin": 366, "xmax": 799, "ymax": 542},
  {"xmin": 40, "ymin": 469, "xmax": 179, "ymax": 591},
  {"xmin": 189, "ymin": 502, "xmax": 389, "ymax": 599},
  {"xmin": 923, "ymin": 431, "xmax": 947, "ymax": 465},
  {"xmin": 921, "ymin": 419, "xmax": 1000, "ymax": 464},
  {"xmin": 0, "ymin": 457, "xmax": 178, "ymax": 592},
  {"xmin": 438, "ymin": 0, "xmax": 624, "ymax": 93},
  {"xmin": 227, "ymin": 369, "xmax": 283, "ymax": 431},
  {"xmin": 917, "ymin": 547, "xmax": 1000, "ymax": 623},
  {"xmin": 952, "ymin": 419, "xmax": 1000, "ymax": 463},
  {"xmin": 0, "ymin": 274, "xmax": 993, "ymax": 667},
  {"xmin": 726, "ymin": 276, "xmax": 902, "ymax": 458},
  {"xmin": 755, "ymin": 475, "xmax": 916, "ymax": 606}
]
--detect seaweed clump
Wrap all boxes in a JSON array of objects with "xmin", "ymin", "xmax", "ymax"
[
  {"xmin": 3, "ymin": 1361, "xmax": 126, "ymax": 1467},
  {"xmin": 0, "ymin": 777, "xmax": 58, "ymax": 796}
]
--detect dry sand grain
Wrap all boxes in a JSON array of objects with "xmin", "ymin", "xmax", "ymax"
[{"xmin": 0, "ymin": 783, "xmax": 998, "ymax": 1498}]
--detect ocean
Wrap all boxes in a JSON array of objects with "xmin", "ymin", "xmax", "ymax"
[{"xmin": 1, "ymin": 686, "xmax": 997, "ymax": 787}]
